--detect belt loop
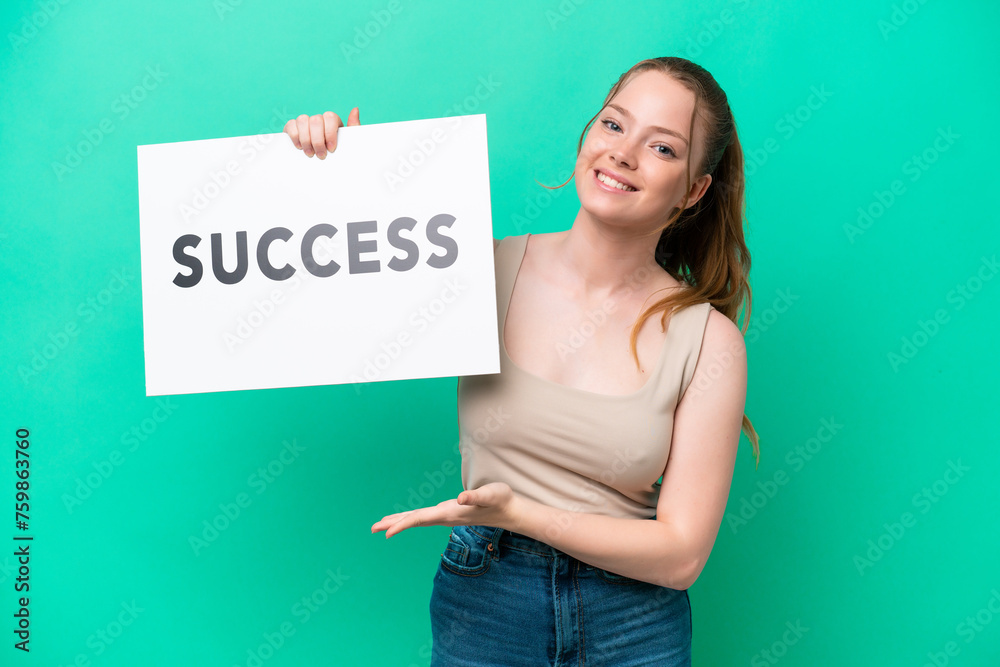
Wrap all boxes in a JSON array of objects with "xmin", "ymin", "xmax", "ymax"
[{"xmin": 489, "ymin": 526, "xmax": 503, "ymax": 559}]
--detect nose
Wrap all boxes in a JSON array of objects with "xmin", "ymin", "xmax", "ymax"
[
  {"xmin": 610, "ymin": 153, "xmax": 630, "ymax": 168},
  {"xmin": 609, "ymin": 138, "xmax": 639, "ymax": 169}
]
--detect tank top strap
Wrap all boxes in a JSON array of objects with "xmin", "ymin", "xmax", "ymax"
[
  {"xmin": 494, "ymin": 234, "xmax": 529, "ymax": 332},
  {"xmin": 675, "ymin": 301, "xmax": 714, "ymax": 403}
]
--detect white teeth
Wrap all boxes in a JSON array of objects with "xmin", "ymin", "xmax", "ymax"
[{"xmin": 597, "ymin": 171, "xmax": 636, "ymax": 191}]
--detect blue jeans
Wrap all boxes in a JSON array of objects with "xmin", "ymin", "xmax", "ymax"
[{"xmin": 429, "ymin": 524, "xmax": 692, "ymax": 666}]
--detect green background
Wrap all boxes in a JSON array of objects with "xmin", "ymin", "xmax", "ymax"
[{"xmin": 2, "ymin": 0, "xmax": 998, "ymax": 665}]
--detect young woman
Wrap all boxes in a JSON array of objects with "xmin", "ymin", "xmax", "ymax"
[{"xmin": 285, "ymin": 56, "xmax": 760, "ymax": 666}]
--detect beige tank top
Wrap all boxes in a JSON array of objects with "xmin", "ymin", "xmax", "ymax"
[{"xmin": 458, "ymin": 233, "xmax": 714, "ymax": 520}]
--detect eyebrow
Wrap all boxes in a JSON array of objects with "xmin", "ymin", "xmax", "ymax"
[{"xmin": 606, "ymin": 104, "xmax": 689, "ymax": 146}]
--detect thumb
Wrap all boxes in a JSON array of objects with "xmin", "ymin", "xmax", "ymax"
[
  {"xmin": 459, "ymin": 490, "xmax": 486, "ymax": 506},
  {"xmin": 347, "ymin": 106, "xmax": 361, "ymax": 126}
]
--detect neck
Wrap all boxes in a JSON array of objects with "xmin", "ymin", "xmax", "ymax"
[{"xmin": 554, "ymin": 211, "xmax": 669, "ymax": 300}]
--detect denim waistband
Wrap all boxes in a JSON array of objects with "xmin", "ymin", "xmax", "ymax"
[{"xmin": 464, "ymin": 524, "xmax": 570, "ymax": 558}]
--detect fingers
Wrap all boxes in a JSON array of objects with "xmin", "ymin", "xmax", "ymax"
[
  {"xmin": 283, "ymin": 116, "xmax": 302, "ymax": 150},
  {"xmin": 323, "ymin": 111, "xmax": 339, "ymax": 155},
  {"xmin": 387, "ymin": 514, "xmax": 421, "ymax": 538},
  {"xmin": 374, "ymin": 515, "xmax": 408, "ymax": 539},
  {"xmin": 284, "ymin": 109, "xmax": 360, "ymax": 159},
  {"xmin": 309, "ymin": 113, "xmax": 331, "ymax": 159},
  {"xmin": 295, "ymin": 114, "xmax": 313, "ymax": 157}
]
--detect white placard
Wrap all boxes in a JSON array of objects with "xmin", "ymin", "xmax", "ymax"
[{"xmin": 137, "ymin": 114, "xmax": 498, "ymax": 396}]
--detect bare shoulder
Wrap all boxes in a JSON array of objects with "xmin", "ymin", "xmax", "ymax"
[
  {"xmin": 703, "ymin": 307, "xmax": 745, "ymax": 354},
  {"xmin": 687, "ymin": 306, "xmax": 747, "ymax": 401}
]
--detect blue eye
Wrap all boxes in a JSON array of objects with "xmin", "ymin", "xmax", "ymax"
[{"xmin": 602, "ymin": 118, "xmax": 675, "ymax": 158}]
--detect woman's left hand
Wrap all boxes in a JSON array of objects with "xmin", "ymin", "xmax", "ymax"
[{"xmin": 371, "ymin": 482, "xmax": 523, "ymax": 538}]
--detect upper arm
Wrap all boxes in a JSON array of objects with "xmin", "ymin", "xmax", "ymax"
[{"xmin": 655, "ymin": 308, "xmax": 747, "ymax": 588}]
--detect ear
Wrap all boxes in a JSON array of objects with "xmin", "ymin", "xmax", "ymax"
[{"xmin": 683, "ymin": 173, "xmax": 713, "ymax": 210}]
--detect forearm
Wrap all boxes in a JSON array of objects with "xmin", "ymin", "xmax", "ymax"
[{"xmin": 505, "ymin": 495, "xmax": 698, "ymax": 590}]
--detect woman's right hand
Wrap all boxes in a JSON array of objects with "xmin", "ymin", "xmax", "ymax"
[{"xmin": 283, "ymin": 107, "xmax": 361, "ymax": 159}]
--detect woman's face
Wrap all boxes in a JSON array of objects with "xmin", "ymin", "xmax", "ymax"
[{"xmin": 574, "ymin": 69, "xmax": 713, "ymax": 234}]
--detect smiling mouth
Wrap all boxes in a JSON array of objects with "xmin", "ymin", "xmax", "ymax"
[{"xmin": 595, "ymin": 170, "xmax": 637, "ymax": 192}]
